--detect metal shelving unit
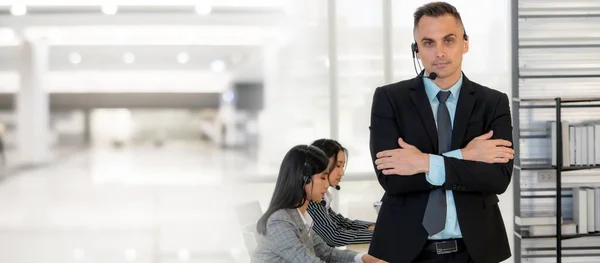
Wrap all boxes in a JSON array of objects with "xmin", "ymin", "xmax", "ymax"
[
  {"xmin": 512, "ymin": 0, "xmax": 600, "ymax": 262},
  {"xmin": 518, "ymin": 98, "xmax": 600, "ymax": 262}
]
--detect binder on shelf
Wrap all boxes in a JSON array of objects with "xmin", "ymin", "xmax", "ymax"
[
  {"xmin": 596, "ymin": 123, "xmax": 600, "ymax": 165},
  {"xmin": 587, "ymin": 125, "xmax": 595, "ymax": 166},
  {"xmin": 570, "ymin": 125, "xmax": 576, "ymax": 166},
  {"xmin": 595, "ymin": 188, "xmax": 600, "ymax": 232},
  {"xmin": 573, "ymin": 187, "xmax": 588, "ymax": 234},
  {"xmin": 587, "ymin": 188, "xmax": 595, "ymax": 232}
]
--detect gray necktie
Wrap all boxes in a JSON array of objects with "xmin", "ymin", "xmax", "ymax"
[{"xmin": 422, "ymin": 91, "xmax": 452, "ymax": 235}]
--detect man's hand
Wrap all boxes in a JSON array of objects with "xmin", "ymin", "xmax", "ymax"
[
  {"xmin": 367, "ymin": 225, "xmax": 375, "ymax": 231},
  {"xmin": 375, "ymin": 138, "xmax": 429, "ymax": 176},
  {"xmin": 461, "ymin": 130, "xmax": 514, "ymax": 163}
]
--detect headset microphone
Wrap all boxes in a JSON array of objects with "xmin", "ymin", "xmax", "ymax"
[
  {"xmin": 427, "ymin": 72, "xmax": 438, "ymax": 80},
  {"xmin": 333, "ymin": 185, "xmax": 341, "ymax": 190},
  {"xmin": 319, "ymin": 199, "xmax": 326, "ymax": 206}
]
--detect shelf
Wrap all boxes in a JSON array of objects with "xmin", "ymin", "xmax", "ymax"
[
  {"xmin": 519, "ymin": 134, "xmax": 548, "ymax": 139},
  {"xmin": 520, "ymin": 98, "xmax": 600, "ymax": 103},
  {"xmin": 519, "ymin": 14, "xmax": 600, "ymax": 19},
  {"xmin": 519, "ymin": 104, "xmax": 600, "ymax": 109},
  {"xmin": 519, "ymin": 74, "xmax": 600, "ymax": 79},
  {"xmin": 518, "ymin": 231, "xmax": 600, "ymax": 240},
  {"xmin": 520, "ymin": 165, "xmax": 600, "ymax": 171},
  {"xmin": 519, "ymin": 44, "xmax": 600, "ymax": 49}
]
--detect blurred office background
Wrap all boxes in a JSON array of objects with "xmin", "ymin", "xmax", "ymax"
[{"xmin": 0, "ymin": 0, "xmax": 513, "ymax": 262}]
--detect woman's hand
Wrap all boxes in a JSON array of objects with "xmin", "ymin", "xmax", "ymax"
[{"xmin": 362, "ymin": 254, "xmax": 384, "ymax": 263}]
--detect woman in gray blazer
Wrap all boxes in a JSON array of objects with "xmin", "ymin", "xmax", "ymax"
[
  {"xmin": 308, "ymin": 139, "xmax": 375, "ymax": 247},
  {"xmin": 252, "ymin": 145, "xmax": 382, "ymax": 263}
]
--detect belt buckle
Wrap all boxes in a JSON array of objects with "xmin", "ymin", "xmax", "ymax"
[{"xmin": 435, "ymin": 240, "xmax": 458, "ymax": 255}]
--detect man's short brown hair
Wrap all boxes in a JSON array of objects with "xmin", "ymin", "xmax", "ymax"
[{"xmin": 413, "ymin": 1, "xmax": 466, "ymax": 38}]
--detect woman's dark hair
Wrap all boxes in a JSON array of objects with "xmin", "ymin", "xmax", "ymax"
[
  {"xmin": 311, "ymin": 138, "xmax": 348, "ymax": 173},
  {"xmin": 256, "ymin": 144, "xmax": 329, "ymax": 235}
]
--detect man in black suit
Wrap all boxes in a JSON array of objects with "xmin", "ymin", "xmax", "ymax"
[{"xmin": 368, "ymin": 2, "xmax": 515, "ymax": 263}]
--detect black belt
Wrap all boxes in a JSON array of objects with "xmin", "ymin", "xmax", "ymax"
[{"xmin": 423, "ymin": 239, "xmax": 465, "ymax": 254}]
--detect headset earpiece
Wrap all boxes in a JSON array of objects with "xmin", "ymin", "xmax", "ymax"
[
  {"xmin": 303, "ymin": 174, "xmax": 311, "ymax": 185},
  {"xmin": 411, "ymin": 43, "xmax": 418, "ymax": 54}
]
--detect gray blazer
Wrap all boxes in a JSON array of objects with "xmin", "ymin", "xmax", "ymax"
[{"xmin": 251, "ymin": 208, "xmax": 359, "ymax": 263}]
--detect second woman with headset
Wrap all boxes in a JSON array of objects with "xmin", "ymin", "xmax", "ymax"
[{"xmin": 308, "ymin": 139, "xmax": 375, "ymax": 247}]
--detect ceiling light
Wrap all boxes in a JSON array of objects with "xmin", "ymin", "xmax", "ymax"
[
  {"xmin": 195, "ymin": 3, "xmax": 212, "ymax": 15},
  {"xmin": 123, "ymin": 52, "xmax": 135, "ymax": 64},
  {"xmin": 177, "ymin": 52, "xmax": 190, "ymax": 64},
  {"xmin": 69, "ymin": 52, "xmax": 82, "ymax": 65},
  {"xmin": 211, "ymin": 60, "xmax": 226, "ymax": 72},
  {"xmin": 10, "ymin": 4, "xmax": 26, "ymax": 16},
  {"xmin": 102, "ymin": 5, "xmax": 118, "ymax": 15}
]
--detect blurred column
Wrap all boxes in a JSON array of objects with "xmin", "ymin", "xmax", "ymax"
[
  {"xmin": 257, "ymin": 39, "xmax": 282, "ymax": 161},
  {"xmin": 327, "ymin": 0, "xmax": 339, "ymax": 141},
  {"xmin": 256, "ymin": 0, "xmax": 332, "ymax": 173},
  {"xmin": 83, "ymin": 109, "xmax": 91, "ymax": 145},
  {"xmin": 17, "ymin": 40, "xmax": 50, "ymax": 164},
  {"xmin": 382, "ymin": 0, "xmax": 393, "ymax": 84},
  {"xmin": 327, "ymin": 0, "xmax": 341, "ymax": 213}
]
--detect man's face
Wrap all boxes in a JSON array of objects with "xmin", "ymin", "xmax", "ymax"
[{"xmin": 414, "ymin": 14, "xmax": 469, "ymax": 79}]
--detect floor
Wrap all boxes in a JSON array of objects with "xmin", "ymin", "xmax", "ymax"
[
  {"xmin": 0, "ymin": 141, "xmax": 515, "ymax": 263},
  {"xmin": 0, "ymin": 142, "xmax": 385, "ymax": 263}
]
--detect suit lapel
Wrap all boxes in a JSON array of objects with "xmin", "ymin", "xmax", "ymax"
[
  {"xmin": 451, "ymin": 75, "xmax": 476, "ymax": 150},
  {"xmin": 409, "ymin": 77, "xmax": 439, "ymax": 154}
]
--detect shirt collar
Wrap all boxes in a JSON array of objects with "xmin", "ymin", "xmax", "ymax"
[
  {"xmin": 423, "ymin": 72, "xmax": 463, "ymax": 103},
  {"xmin": 297, "ymin": 208, "xmax": 313, "ymax": 229}
]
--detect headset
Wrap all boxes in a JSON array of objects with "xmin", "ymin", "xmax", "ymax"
[
  {"xmin": 315, "ymin": 139, "xmax": 343, "ymax": 191},
  {"xmin": 301, "ymin": 146, "xmax": 327, "ymax": 206},
  {"xmin": 411, "ymin": 32, "xmax": 468, "ymax": 79}
]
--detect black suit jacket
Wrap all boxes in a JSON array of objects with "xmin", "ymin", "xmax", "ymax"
[{"xmin": 367, "ymin": 73, "xmax": 513, "ymax": 263}]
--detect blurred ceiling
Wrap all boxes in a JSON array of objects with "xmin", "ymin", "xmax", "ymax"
[{"xmin": 0, "ymin": 1, "xmax": 290, "ymax": 73}]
